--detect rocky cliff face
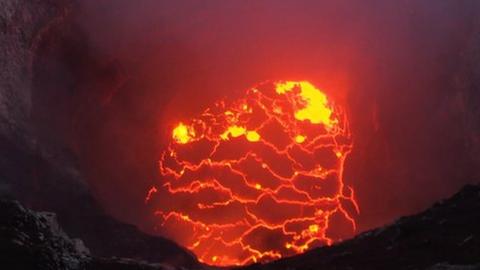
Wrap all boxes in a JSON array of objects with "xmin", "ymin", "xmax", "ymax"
[
  {"xmin": 0, "ymin": 0, "xmax": 67, "ymax": 140},
  {"xmin": 0, "ymin": 0, "xmax": 82, "ymax": 203},
  {"xmin": 0, "ymin": 1, "xmax": 201, "ymax": 268}
]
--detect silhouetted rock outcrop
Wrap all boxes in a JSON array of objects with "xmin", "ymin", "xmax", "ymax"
[
  {"xmin": 0, "ymin": 199, "xmax": 90, "ymax": 270},
  {"xmin": 242, "ymin": 184, "xmax": 480, "ymax": 270},
  {"xmin": 0, "ymin": 198, "xmax": 195, "ymax": 270}
]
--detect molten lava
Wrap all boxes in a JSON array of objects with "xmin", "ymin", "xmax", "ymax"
[{"xmin": 146, "ymin": 81, "xmax": 358, "ymax": 266}]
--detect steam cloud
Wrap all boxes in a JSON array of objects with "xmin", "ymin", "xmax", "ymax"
[{"xmin": 32, "ymin": 0, "xmax": 480, "ymax": 237}]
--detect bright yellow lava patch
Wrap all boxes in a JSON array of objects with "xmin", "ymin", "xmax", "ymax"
[
  {"xmin": 172, "ymin": 123, "xmax": 194, "ymax": 144},
  {"xmin": 220, "ymin": 126, "xmax": 261, "ymax": 142},
  {"xmin": 309, "ymin": 224, "xmax": 319, "ymax": 233},
  {"xmin": 221, "ymin": 126, "xmax": 246, "ymax": 140},
  {"xmin": 295, "ymin": 135, "xmax": 306, "ymax": 144},
  {"xmin": 246, "ymin": 131, "xmax": 260, "ymax": 142},
  {"xmin": 275, "ymin": 81, "xmax": 336, "ymax": 127}
]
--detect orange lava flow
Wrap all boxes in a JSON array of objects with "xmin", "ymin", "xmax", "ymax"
[{"xmin": 146, "ymin": 81, "xmax": 359, "ymax": 266}]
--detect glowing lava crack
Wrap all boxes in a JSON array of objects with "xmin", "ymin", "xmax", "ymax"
[{"xmin": 146, "ymin": 81, "xmax": 359, "ymax": 266}]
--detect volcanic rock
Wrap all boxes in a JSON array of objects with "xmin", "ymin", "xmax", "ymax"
[
  {"xmin": 242, "ymin": 184, "xmax": 480, "ymax": 270},
  {"xmin": 0, "ymin": 199, "xmax": 90, "ymax": 270},
  {"xmin": 0, "ymin": 198, "xmax": 193, "ymax": 270}
]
